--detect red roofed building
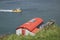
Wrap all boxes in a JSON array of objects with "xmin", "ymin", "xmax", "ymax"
[{"xmin": 16, "ymin": 18, "xmax": 43, "ymax": 36}]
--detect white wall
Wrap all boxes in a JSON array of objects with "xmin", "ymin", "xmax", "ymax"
[{"xmin": 16, "ymin": 28, "xmax": 35, "ymax": 36}]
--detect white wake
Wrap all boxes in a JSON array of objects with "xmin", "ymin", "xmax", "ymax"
[{"xmin": 0, "ymin": 10, "xmax": 12, "ymax": 12}]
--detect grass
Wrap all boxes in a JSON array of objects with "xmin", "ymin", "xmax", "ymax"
[{"xmin": 0, "ymin": 24, "xmax": 60, "ymax": 40}]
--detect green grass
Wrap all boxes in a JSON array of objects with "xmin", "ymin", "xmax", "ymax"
[{"xmin": 0, "ymin": 24, "xmax": 60, "ymax": 40}]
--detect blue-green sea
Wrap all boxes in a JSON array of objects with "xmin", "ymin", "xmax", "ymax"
[{"xmin": 0, "ymin": 0, "xmax": 60, "ymax": 34}]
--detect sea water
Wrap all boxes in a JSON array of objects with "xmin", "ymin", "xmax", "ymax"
[{"xmin": 0, "ymin": 0, "xmax": 60, "ymax": 34}]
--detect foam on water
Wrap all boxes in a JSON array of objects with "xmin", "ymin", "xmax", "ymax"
[{"xmin": 0, "ymin": 10, "xmax": 12, "ymax": 12}]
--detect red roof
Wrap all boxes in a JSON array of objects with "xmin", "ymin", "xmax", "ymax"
[
  {"xmin": 32, "ymin": 28, "xmax": 39, "ymax": 33},
  {"xmin": 16, "ymin": 18, "xmax": 43, "ymax": 32}
]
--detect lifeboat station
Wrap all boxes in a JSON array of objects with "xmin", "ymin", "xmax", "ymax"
[{"xmin": 16, "ymin": 17, "xmax": 43, "ymax": 36}]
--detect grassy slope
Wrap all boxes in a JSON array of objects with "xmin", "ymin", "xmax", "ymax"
[{"xmin": 0, "ymin": 24, "xmax": 60, "ymax": 40}]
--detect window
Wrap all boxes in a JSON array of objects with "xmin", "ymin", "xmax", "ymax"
[{"xmin": 37, "ymin": 22, "xmax": 44, "ymax": 28}]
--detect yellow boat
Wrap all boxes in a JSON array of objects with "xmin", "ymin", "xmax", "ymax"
[{"xmin": 12, "ymin": 8, "xmax": 22, "ymax": 13}]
